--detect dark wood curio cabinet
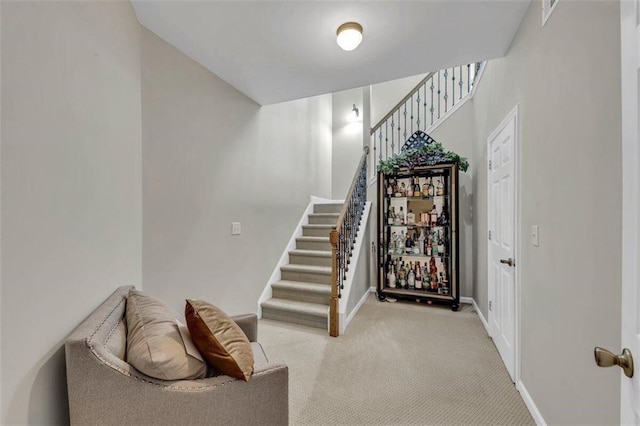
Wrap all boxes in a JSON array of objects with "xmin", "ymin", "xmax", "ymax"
[{"xmin": 376, "ymin": 163, "xmax": 460, "ymax": 311}]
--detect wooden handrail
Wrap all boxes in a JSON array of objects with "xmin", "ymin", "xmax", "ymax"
[
  {"xmin": 370, "ymin": 71, "xmax": 436, "ymax": 135},
  {"xmin": 329, "ymin": 146, "xmax": 369, "ymax": 337}
]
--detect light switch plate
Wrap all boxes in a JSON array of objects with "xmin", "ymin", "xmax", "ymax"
[
  {"xmin": 531, "ymin": 225, "xmax": 539, "ymax": 247},
  {"xmin": 232, "ymin": 222, "xmax": 241, "ymax": 235}
]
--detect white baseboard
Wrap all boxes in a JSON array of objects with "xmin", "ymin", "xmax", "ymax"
[
  {"xmin": 460, "ymin": 296, "xmax": 473, "ymax": 304},
  {"xmin": 341, "ymin": 288, "xmax": 371, "ymax": 334},
  {"xmin": 471, "ymin": 298, "xmax": 490, "ymax": 335},
  {"xmin": 517, "ymin": 380, "xmax": 547, "ymax": 426}
]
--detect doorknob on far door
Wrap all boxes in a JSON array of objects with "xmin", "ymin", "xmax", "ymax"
[
  {"xmin": 500, "ymin": 258, "xmax": 515, "ymax": 267},
  {"xmin": 594, "ymin": 347, "xmax": 634, "ymax": 378}
]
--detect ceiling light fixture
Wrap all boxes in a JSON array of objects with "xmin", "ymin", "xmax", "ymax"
[{"xmin": 336, "ymin": 22, "xmax": 363, "ymax": 51}]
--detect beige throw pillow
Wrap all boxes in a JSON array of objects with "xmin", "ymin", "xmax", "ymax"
[
  {"xmin": 185, "ymin": 299, "xmax": 254, "ymax": 381},
  {"xmin": 126, "ymin": 290, "xmax": 207, "ymax": 380}
]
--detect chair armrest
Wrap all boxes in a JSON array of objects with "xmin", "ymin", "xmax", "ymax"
[{"xmin": 231, "ymin": 313, "xmax": 257, "ymax": 342}]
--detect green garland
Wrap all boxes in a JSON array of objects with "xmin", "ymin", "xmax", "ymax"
[{"xmin": 377, "ymin": 141, "xmax": 469, "ymax": 175}]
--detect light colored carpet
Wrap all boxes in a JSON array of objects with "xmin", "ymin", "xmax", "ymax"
[{"xmin": 259, "ymin": 294, "xmax": 534, "ymax": 426}]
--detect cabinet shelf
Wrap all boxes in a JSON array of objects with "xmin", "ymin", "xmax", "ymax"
[
  {"xmin": 387, "ymin": 254, "xmax": 449, "ymax": 260},
  {"xmin": 387, "ymin": 224, "xmax": 450, "ymax": 229},
  {"xmin": 386, "ymin": 195, "xmax": 449, "ymax": 201}
]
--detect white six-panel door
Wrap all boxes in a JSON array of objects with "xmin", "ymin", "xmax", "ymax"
[{"xmin": 488, "ymin": 106, "xmax": 518, "ymax": 382}]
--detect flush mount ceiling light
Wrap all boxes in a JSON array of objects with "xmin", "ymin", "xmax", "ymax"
[{"xmin": 336, "ymin": 22, "xmax": 363, "ymax": 51}]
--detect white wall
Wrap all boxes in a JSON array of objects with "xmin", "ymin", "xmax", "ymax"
[
  {"xmin": 471, "ymin": 1, "xmax": 621, "ymax": 423},
  {"xmin": 429, "ymin": 101, "xmax": 474, "ymax": 297},
  {"xmin": 1, "ymin": 2, "xmax": 142, "ymax": 423},
  {"xmin": 332, "ymin": 87, "xmax": 365, "ymax": 199},
  {"xmin": 141, "ymin": 28, "xmax": 332, "ymax": 316},
  {"xmin": 371, "ymin": 73, "xmax": 427, "ymax": 128}
]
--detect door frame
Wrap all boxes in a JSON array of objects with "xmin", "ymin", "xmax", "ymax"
[
  {"xmin": 486, "ymin": 104, "xmax": 521, "ymax": 384},
  {"xmin": 619, "ymin": 0, "xmax": 638, "ymax": 422}
]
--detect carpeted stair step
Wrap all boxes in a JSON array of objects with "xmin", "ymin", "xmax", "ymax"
[
  {"xmin": 261, "ymin": 298, "xmax": 328, "ymax": 329},
  {"xmin": 313, "ymin": 203, "xmax": 343, "ymax": 214},
  {"xmin": 280, "ymin": 264, "xmax": 331, "ymax": 285},
  {"xmin": 296, "ymin": 236, "xmax": 331, "ymax": 251},
  {"xmin": 289, "ymin": 249, "xmax": 332, "ymax": 267},
  {"xmin": 271, "ymin": 280, "xmax": 331, "ymax": 305},
  {"xmin": 302, "ymin": 224, "xmax": 333, "ymax": 237},
  {"xmin": 308, "ymin": 213, "xmax": 339, "ymax": 225}
]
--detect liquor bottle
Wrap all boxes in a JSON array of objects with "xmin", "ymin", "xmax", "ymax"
[
  {"xmin": 407, "ymin": 209, "xmax": 415, "ymax": 225},
  {"xmin": 387, "ymin": 179, "xmax": 394, "ymax": 197},
  {"xmin": 407, "ymin": 266, "xmax": 415, "ymax": 289},
  {"xmin": 428, "ymin": 178, "xmax": 435, "ymax": 197},
  {"xmin": 413, "ymin": 178, "xmax": 421, "ymax": 197},
  {"xmin": 387, "ymin": 264, "xmax": 397, "ymax": 288},
  {"xmin": 400, "ymin": 182, "xmax": 407, "ymax": 197},
  {"xmin": 422, "ymin": 179, "xmax": 429, "ymax": 197},
  {"xmin": 394, "ymin": 181, "xmax": 402, "ymax": 198},
  {"xmin": 429, "ymin": 256, "xmax": 438, "ymax": 290},
  {"xmin": 430, "ymin": 205, "xmax": 438, "ymax": 226},
  {"xmin": 404, "ymin": 232, "xmax": 414, "ymax": 254},
  {"xmin": 399, "ymin": 262, "xmax": 407, "ymax": 288},
  {"xmin": 437, "ymin": 206, "xmax": 449, "ymax": 227},
  {"xmin": 425, "ymin": 238, "xmax": 432, "ymax": 256},
  {"xmin": 437, "ymin": 272, "xmax": 444, "ymax": 294},
  {"xmin": 389, "ymin": 231, "xmax": 397, "ymax": 254},
  {"xmin": 436, "ymin": 177, "xmax": 444, "ymax": 196},
  {"xmin": 438, "ymin": 235, "xmax": 445, "ymax": 257},
  {"xmin": 417, "ymin": 230, "xmax": 425, "ymax": 255},
  {"xmin": 398, "ymin": 206, "xmax": 405, "ymax": 225},
  {"xmin": 415, "ymin": 262, "xmax": 422, "ymax": 289},
  {"xmin": 397, "ymin": 231, "xmax": 406, "ymax": 255},
  {"xmin": 389, "ymin": 206, "xmax": 396, "ymax": 224}
]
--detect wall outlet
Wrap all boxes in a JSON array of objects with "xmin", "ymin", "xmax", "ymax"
[
  {"xmin": 531, "ymin": 225, "xmax": 539, "ymax": 247},
  {"xmin": 232, "ymin": 222, "xmax": 241, "ymax": 235}
]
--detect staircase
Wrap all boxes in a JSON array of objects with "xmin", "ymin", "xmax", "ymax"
[{"xmin": 261, "ymin": 203, "xmax": 342, "ymax": 329}]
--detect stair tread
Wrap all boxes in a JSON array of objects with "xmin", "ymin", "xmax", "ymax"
[
  {"xmin": 289, "ymin": 249, "xmax": 332, "ymax": 258},
  {"xmin": 302, "ymin": 224, "xmax": 334, "ymax": 228},
  {"xmin": 261, "ymin": 298, "xmax": 328, "ymax": 317},
  {"xmin": 272, "ymin": 280, "xmax": 331, "ymax": 293},
  {"xmin": 281, "ymin": 264, "xmax": 331, "ymax": 274},
  {"xmin": 296, "ymin": 236, "xmax": 330, "ymax": 242},
  {"xmin": 308, "ymin": 213, "xmax": 339, "ymax": 217}
]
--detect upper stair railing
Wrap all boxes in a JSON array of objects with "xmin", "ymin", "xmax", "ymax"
[
  {"xmin": 370, "ymin": 62, "xmax": 483, "ymax": 168},
  {"xmin": 329, "ymin": 146, "xmax": 369, "ymax": 337}
]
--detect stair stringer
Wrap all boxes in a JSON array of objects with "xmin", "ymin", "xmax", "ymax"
[
  {"xmin": 257, "ymin": 195, "xmax": 344, "ymax": 318},
  {"xmin": 338, "ymin": 201, "xmax": 372, "ymax": 335}
]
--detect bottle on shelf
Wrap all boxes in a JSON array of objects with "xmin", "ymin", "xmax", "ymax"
[
  {"xmin": 417, "ymin": 230, "xmax": 425, "ymax": 255},
  {"xmin": 431, "ymin": 232, "xmax": 439, "ymax": 256},
  {"xmin": 429, "ymin": 256, "xmax": 438, "ymax": 290},
  {"xmin": 398, "ymin": 262, "xmax": 407, "ymax": 288},
  {"xmin": 394, "ymin": 181, "xmax": 402, "ymax": 198},
  {"xmin": 437, "ymin": 202, "xmax": 449, "ymax": 226},
  {"xmin": 404, "ymin": 232, "xmax": 414, "ymax": 254},
  {"xmin": 436, "ymin": 177, "xmax": 444, "ymax": 196},
  {"xmin": 387, "ymin": 179, "xmax": 394, "ymax": 197},
  {"xmin": 397, "ymin": 231, "xmax": 406, "ymax": 255},
  {"xmin": 415, "ymin": 262, "xmax": 422, "ymax": 289},
  {"xmin": 388, "ymin": 206, "xmax": 396, "ymax": 224},
  {"xmin": 400, "ymin": 182, "xmax": 407, "ymax": 197},
  {"xmin": 398, "ymin": 206, "xmax": 405, "ymax": 225},
  {"xmin": 389, "ymin": 231, "xmax": 398, "ymax": 254},
  {"xmin": 407, "ymin": 209, "xmax": 415, "ymax": 225},
  {"xmin": 438, "ymin": 234, "xmax": 445, "ymax": 256},
  {"xmin": 428, "ymin": 177, "xmax": 435, "ymax": 198},
  {"xmin": 422, "ymin": 179, "xmax": 430, "ymax": 198},
  {"xmin": 430, "ymin": 205, "xmax": 438, "ymax": 226},
  {"xmin": 407, "ymin": 263, "xmax": 415, "ymax": 289},
  {"xmin": 413, "ymin": 178, "xmax": 421, "ymax": 197},
  {"xmin": 387, "ymin": 264, "xmax": 397, "ymax": 288},
  {"xmin": 425, "ymin": 238, "xmax": 432, "ymax": 256}
]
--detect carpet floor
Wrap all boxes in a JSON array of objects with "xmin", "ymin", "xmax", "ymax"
[{"xmin": 259, "ymin": 294, "xmax": 535, "ymax": 426}]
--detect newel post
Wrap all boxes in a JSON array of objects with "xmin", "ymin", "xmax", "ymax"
[{"xmin": 329, "ymin": 228, "xmax": 339, "ymax": 337}]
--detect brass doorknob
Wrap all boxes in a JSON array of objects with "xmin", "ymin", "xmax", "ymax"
[
  {"xmin": 594, "ymin": 347, "xmax": 634, "ymax": 378},
  {"xmin": 499, "ymin": 258, "xmax": 515, "ymax": 267}
]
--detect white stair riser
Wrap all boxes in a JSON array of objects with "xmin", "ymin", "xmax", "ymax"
[
  {"xmin": 313, "ymin": 204, "xmax": 343, "ymax": 214},
  {"xmin": 296, "ymin": 239, "xmax": 331, "ymax": 251},
  {"xmin": 262, "ymin": 307, "xmax": 327, "ymax": 329},
  {"xmin": 272, "ymin": 287, "xmax": 330, "ymax": 305},
  {"xmin": 289, "ymin": 253, "xmax": 332, "ymax": 267},
  {"xmin": 281, "ymin": 269, "xmax": 331, "ymax": 285},
  {"xmin": 302, "ymin": 226, "xmax": 332, "ymax": 237}
]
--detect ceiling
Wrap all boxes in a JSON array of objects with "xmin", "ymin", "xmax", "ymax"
[{"xmin": 132, "ymin": 1, "xmax": 530, "ymax": 106}]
